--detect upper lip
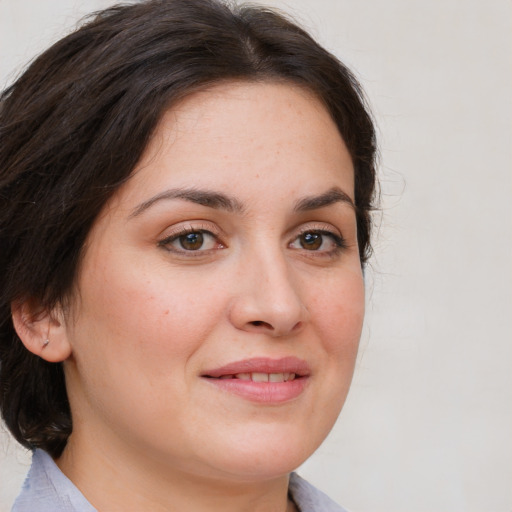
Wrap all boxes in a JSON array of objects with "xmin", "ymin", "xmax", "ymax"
[{"xmin": 202, "ymin": 357, "xmax": 311, "ymax": 378}]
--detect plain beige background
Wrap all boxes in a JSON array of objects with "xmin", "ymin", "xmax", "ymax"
[{"xmin": 1, "ymin": 1, "xmax": 511, "ymax": 511}]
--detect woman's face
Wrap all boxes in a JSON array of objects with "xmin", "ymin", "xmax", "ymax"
[{"xmin": 61, "ymin": 82, "xmax": 364, "ymax": 481}]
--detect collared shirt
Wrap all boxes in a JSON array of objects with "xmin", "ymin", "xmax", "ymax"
[{"xmin": 12, "ymin": 449, "xmax": 348, "ymax": 512}]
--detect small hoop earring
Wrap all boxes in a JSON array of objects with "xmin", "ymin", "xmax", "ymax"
[{"xmin": 42, "ymin": 339, "xmax": 50, "ymax": 348}]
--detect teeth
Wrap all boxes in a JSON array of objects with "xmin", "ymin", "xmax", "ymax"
[
  {"xmin": 251, "ymin": 372, "xmax": 269, "ymax": 382},
  {"xmin": 232, "ymin": 372, "xmax": 297, "ymax": 382}
]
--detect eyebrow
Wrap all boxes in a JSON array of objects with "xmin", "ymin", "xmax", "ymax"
[
  {"xmin": 129, "ymin": 185, "xmax": 355, "ymax": 218},
  {"xmin": 293, "ymin": 187, "xmax": 355, "ymax": 212},
  {"xmin": 129, "ymin": 187, "xmax": 245, "ymax": 218}
]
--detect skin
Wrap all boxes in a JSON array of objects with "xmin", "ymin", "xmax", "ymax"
[{"xmin": 16, "ymin": 81, "xmax": 365, "ymax": 511}]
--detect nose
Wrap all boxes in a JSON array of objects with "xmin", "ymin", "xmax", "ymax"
[{"xmin": 228, "ymin": 250, "xmax": 308, "ymax": 337}]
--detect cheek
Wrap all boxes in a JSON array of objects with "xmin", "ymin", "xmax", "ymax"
[
  {"xmin": 73, "ymin": 257, "xmax": 226, "ymax": 370},
  {"xmin": 65, "ymin": 259, "xmax": 228, "ymax": 434},
  {"xmin": 309, "ymin": 269, "xmax": 365, "ymax": 357},
  {"xmin": 305, "ymin": 269, "xmax": 364, "ymax": 418}
]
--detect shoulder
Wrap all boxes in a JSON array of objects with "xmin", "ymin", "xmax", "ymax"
[
  {"xmin": 11, "ymin": 449, "xmax": 96, "ymax": 512},
  {"xmin": 289, "ymin": 473, "xmax": 350, "ymax": 512}
]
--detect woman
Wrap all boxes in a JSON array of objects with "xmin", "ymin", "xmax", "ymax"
[{"xmin": 0, "ymin": 0, "xmax": 376, "ymax": 510}]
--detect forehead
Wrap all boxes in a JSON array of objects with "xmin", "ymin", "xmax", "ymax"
[{"xmin": 116, "ymin": 81, "xmax": 355, "ymax": 212}]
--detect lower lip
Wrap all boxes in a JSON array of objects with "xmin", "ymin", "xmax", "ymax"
[{"xmin": 203, "ymin": 377, "xmax": 308, "ymax": 404}]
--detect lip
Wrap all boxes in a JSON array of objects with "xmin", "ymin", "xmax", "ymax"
[
  {"xmin": 201, "ymin": 357, "xmax": 310, "ymax": 404},
  {"xmin": 203, "ymin": 357, "xmax": 311, "ymax": 378}
]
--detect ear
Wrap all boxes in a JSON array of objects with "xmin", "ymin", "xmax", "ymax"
[{"xmin": 11, "ymin": 298, "xmax": 72, "ymax": 363}]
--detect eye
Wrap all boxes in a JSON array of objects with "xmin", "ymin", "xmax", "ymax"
[
  {"xmin": 158, "ymin": 229, "xmax": 223, "ymax": 252},
  {"xmin": 178, "ymin": 232, "xmax": 207, "ymax": 250},
  {"xmin": 289, "ymin": 229, "xmax": 345, "ymax": 253}
]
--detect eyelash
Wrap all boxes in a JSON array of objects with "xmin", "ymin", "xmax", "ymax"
[
  {"xmin": 158, "ymin": 225, "xmax": 224, "ymax": 255},
  {"xmin": 157, "ymin": 225, "xmax": 346, "ymax": 257},
  {"xmin": 290, "ymin": 227, "xmax": 347, "ymax": 256}
]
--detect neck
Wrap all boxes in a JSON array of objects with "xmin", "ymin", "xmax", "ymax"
[{"xmin": 57, "ymin": 433, "xmax": 297, "ymax": 512}]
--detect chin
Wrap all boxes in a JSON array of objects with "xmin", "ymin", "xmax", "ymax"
[{"xmin": 197, "ymin": 422, "xmax": 331, "ymax": 482}]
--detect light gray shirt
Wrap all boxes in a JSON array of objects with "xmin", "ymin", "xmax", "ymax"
[{"xmin": 12, "ymin": 449, "xmax": 348, "ymax": 512}]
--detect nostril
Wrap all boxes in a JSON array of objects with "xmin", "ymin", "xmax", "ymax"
[{"xmin": 250, "ymin": 320, "xmax": 272, "ymax": 329}]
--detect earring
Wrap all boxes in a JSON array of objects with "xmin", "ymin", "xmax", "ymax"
[{"xmin": 42, "ymin": 339, "xmax": 49, "ymax": 348}]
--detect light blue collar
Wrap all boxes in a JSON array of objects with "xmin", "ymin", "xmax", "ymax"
[{"xmin": 13, "ymin": 449, "xmax": 346, "ymax": 512}]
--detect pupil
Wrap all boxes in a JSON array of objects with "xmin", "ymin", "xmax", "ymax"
[
  {"xmin": 180, "ymin": 232, "xmax": 203, "ymax": 250},
  {"xmin": 301, "ymin": 232, "xmax": 322, "ymax": 250}
]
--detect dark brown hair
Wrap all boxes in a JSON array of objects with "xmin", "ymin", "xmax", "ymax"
[{"xmin": 0, "ymin": 0, "xmax": 377, "ymax": 458}]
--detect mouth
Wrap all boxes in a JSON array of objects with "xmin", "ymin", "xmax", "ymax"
[
  {"xmin": 212, "ymin": 372, "xmax": 299, "ymax": 382},
  {"xmin": 201, "ymin": 357, "xmax": 310, "ymax": 404}
]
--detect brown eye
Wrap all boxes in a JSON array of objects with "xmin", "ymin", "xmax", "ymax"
[
  {"xmin": 299, "ymin": 232, "xmax": 322, "ymax": 250},
  {"xmin": 179, "ymin": 232, "xmax": 204, "ymax": 250},
  {"xmin": 289, "ymin": 229, "xmax": 345, "ymax": 254},
  {"xmin": 159, "ymin": 229, "xmax": 221, "ymax": 253}
]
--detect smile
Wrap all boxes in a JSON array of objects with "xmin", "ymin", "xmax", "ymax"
[
  {"xmin": 202, "ymin": 357, "xmax": 310, "ymax": 404},
  {"xmin": 217, "ymin": 372, "xmax": 297, "ymax": 382}
]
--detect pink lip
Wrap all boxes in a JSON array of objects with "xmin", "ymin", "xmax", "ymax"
[
  {"xmin": 201, "ymin": 357, "xmax": 310, "ymax": 404},
  {"xmin": 203, "ymin": 357, "xmax": 310, "ymax": 377}
]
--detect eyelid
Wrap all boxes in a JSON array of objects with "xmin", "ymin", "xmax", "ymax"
[
  {"xmin": 289, "ymin": 222, "xmax": 347, "ymax": 254},
  {"xmin": 292, "ymin": 222, "xmax": 345, "ymax": 245},
  {"xmin": 159, "ymin": 221, "xmax": 222, "ymax": 239},
  {"xmin": 293, "ymin": 222, "xmax": 343, "ymax": 239},
  {"xmin": 157, "ymin": 221, "xmax": 225, "ymax": 253}
]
